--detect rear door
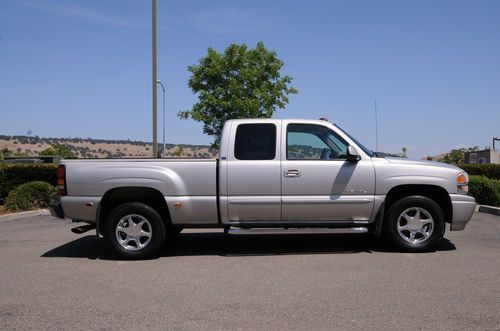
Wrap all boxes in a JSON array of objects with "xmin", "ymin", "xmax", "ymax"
[
  {"xmin": 225, "ymin": 120, "xmax": 282, "ymax": 221},
  {"xmin": 281, "ymin": 121, "xmax": 375, "ymax": 222}
]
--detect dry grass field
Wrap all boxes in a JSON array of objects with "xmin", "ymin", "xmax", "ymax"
[{"xmin": 0, "ymin": 136, "xmax": 216, "ymax": 159}]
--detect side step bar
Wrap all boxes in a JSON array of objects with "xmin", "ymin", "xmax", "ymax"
[{"xmin": 226, "ymin": 227, "xmax": 369, "ymax": 235}]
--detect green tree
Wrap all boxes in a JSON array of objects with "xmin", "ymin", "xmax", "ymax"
[
  {"xmin": 178, "ymin": 42, "xmax": 298, "ymax": 148},
  {"xmin": 442, "ymin": 147, "xmax": 479, "ymax": 165},
  {"xmin": 173, "ymin": 146, "xmax": 184, "ymax": 157},
  {"xmin": 400, "ymin": 146, "xmax": 408, "ymax": 158},
  {"xmin": 39, "ymin": 143, "xmax": 75, "ymax": 158},
  {"xmin": 0, "ymin": 148, "xmax": 11, "ymax": 159},
  {"xmin": 443, "ymin": 149, "xmax": 465, "ymax": 164}
]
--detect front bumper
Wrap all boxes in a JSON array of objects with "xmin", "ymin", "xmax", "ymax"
[
  {"xmin": 49, "ymin": 200, "xmax": 65, "ymax": 219},
  {"xmin": 450, "ymin": 194, "xmax": 476, "ymax": 231}
]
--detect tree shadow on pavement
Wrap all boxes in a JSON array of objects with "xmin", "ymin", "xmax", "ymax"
[{"xmin": 41, "ymin": 232, "xmax": 456, "ymax": 260}]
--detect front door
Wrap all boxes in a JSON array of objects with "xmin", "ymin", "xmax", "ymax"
[{"xmin": 281, "ymin": 122, "xmax": 375, "ymax": 221}]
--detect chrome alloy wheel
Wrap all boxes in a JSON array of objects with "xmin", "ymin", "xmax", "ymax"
[
  {"xmin": 115, "ymin": 214, "xmax": 152, "ymax": 251},
  {"xmin": 397, "ymin": 207, "xmax": 434, "ymax": 244}
]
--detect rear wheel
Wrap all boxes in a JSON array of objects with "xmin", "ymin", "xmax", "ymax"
[
  {"xmin": 383, "ymin": 196, "xmax": 445, "ymax": 252},
  {"xmin": 105, "ymin": 202, "xmax": 166, "ymax": 259}
]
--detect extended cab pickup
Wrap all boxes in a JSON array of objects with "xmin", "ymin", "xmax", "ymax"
[{"xmin": 50, "ymin": 119, "xmax": 476, "ymax": 258}]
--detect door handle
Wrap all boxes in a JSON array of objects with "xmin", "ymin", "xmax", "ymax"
[{"xmin": 284, "ymin": 169, "xmax": 301, "ymax": 177}]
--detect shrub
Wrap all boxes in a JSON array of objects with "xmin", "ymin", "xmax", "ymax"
[
  {"xmin": 459, "ymin": 164, "xmax": 500, "ymax": 180},
  {"xmin": 468, "ymin": 175, "xmax": 500, "ymax": 207},
  {"xmin": 4, "ymin": 181, "xmax": 58, "ymax": 212},
  {"xmin": 39, "ymin": 143, "xmax": 75, "ymax": 158},
  {"xmin": 0, "ymin": 164, "xmax": 57, "ymax": 200}
]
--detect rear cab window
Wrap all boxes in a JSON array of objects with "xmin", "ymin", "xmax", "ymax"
[{"xmin": 234, "ymin": 124, "xmax": 276, "ymax": 160}]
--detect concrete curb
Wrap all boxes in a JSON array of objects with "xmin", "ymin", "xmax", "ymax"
[
  {"xmin": 0, "ymin": 209, "xmax": 50, "ymax": 223},
  {"xmin": 478, "ymin": 205, "xmax": 500, "ymax": 216}
]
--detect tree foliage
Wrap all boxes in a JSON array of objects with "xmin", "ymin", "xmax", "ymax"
[
  {"xmin": 442, "ymin": 146, "xmax": 479, "ymax": 165},
  {"xmin": 458, "ymin": 164, "xmax": 500, "ymax": 180},
  {"xmin": 0, "ymin": 164, "xmax": 57, "ymax": 200},
  {"xmin": 39, "ymin": 143, "xmax": 75, "ymax": 158},
  {"xmin": 0, "ymin": 148, "xmax": 11, "ymax": 159},
  {"xmin": 468, "ymin": 175, "xmax": 500, "ymax": 206},
  {"xmin": 400, "ymin": 146, "xmax": 408, "ymax": 158},
  {"xmin": 4, "ymin": 181, "xmax": 58, "ymax": 212},
  {"xmin": 179, "ymin": 42, "xmax": 297, "ymax": 148},
  {"xmin": 172, "ymin": 146, "xmax": 184, "ymax": 157}
]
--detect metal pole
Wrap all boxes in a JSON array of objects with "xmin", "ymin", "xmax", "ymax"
[
  {"xmin": 157, "ymin": 80, "xmax": 166, "ymax": 158},
  {"xmin": 494, "ymin": 137, "xmax": 500, "ymax": 150},
  {"xmin": 152, "ymin": 0, "xmax": 158, "ymax": 158},
  {"xmin": 162, "ymin": 84, "xmax": 165, "ymax": 158}
]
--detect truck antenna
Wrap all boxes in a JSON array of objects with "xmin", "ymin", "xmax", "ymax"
[{"xmin": 374, "ymin": 99, "xmax": 379, "ymax": 153}]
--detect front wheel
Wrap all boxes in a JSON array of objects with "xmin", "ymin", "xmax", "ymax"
[
  {"xmin": 105, "ymin": 202, "xmax": 166, "ymax": 259},
  {"xmin": 383, "ymin": 196, "xmax": 445, "ymax": 252}
]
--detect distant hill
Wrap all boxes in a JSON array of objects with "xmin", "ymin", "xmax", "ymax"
[
  {"xmin": 0, "ymin": 135, "xmax": 217, "ymax": 159},
  {"xmin": 1, "ymin": 134, "xmax": 405, "ymax": 160},
  {"xmin": 421, "ymin": 153, "xmax": 448, "ymax": 162}
]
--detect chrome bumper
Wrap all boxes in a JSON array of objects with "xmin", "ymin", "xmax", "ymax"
[{"xmin": 450, "ymin": 194, "xmax": 476, "ymax": 231}]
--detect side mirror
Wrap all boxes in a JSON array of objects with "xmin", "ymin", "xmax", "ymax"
[{"xmin": 346, "ymin": 145, "xmax": 361, "ymax": 162}]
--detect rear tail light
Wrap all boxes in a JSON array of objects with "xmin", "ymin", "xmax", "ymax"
[{"xmin": 57, "ymin": 164, "xmax": 67, "ymax": 196}]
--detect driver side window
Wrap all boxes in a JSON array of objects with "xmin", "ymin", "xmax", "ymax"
[{"xmin": 287, "ymin": 124, "xmax": 348, "ymax": 160}]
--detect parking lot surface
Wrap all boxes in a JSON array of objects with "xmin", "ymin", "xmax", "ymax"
[{"xmin": 0, "ymin": 212, "xmax": 499, "ymax": 330}]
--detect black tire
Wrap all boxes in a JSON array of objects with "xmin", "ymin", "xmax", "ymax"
[
  {"xmin": 104, "ymin": 202, "xmax": 166, "ymax": 259},
  {"xmin": 383, "ymin": 196, "xmax": 445, "ymax": 252}
]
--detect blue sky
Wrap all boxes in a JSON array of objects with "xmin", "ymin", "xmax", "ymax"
[{"xmin": 1, "ymin": 0, "xmax": 499, "ymax": 158}]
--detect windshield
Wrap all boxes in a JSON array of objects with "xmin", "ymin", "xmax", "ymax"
[{"xmin": 334, "ymin": 125, "xmax": 375, "ymax": 157}]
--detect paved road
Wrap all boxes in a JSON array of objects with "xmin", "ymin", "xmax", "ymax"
[{"xmin": 0, "ymin": 213, "xmax": 499, "ymax": 330}]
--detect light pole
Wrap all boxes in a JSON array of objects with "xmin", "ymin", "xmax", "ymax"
[
  {"xmin": 493, "ymin": 137, "xmax": 500, "ymax": 150},
  {"xmin": 152, "ymin": 0, "xmax": 158, "ymax": 158},
  {"xmin": 157, "ymin": 80, "xmax": 166, "ymax": 157}
]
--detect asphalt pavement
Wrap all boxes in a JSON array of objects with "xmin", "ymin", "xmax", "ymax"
[{"xmin": 0, "ymin": 213, "xmax": 499, "ymax": 330}]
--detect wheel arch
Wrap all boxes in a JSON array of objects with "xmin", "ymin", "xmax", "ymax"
[
  {"xmin": 384, "ymin": 184, "xmax": 452, "ymax": 223},
  {"xmin": 97, "ymin": 186, "xmax": 172, "ymax": 235}
]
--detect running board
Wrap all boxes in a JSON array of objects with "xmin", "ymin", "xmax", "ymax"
[{"xmin": 226, "ymin": 227, "xmax": 369, "ymax": 235}]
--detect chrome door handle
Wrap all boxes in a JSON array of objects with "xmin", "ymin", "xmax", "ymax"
[{"xmin": 284, "ymin": 169, "xmax": 301, "ymax": 177}]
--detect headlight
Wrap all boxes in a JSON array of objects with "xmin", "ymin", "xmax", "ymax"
[{"xmin": 456, "ymin": 172, "xmax": 469, "ymax": 194}]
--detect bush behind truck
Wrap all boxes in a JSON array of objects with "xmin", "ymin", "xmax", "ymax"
[{"xmin": 0, "ymin": 164, "xmax": 57, "ymax": 200}]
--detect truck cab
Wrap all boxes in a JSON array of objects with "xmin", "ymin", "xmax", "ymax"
[{"xmin": 219, "ymin": 119, "xmax": 376, "ymax": 225}]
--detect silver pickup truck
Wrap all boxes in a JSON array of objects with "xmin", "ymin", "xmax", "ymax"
[{"xmin": 50, "ymin": 118, "xmax": 476, "ymax": 259}]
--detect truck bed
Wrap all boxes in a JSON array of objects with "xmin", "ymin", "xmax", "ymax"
[
  {"xmin": 61, "ymin": 158, "xmax": 219, "ymax": 224},
  {"xmin": 63, "ymin": 158, "xmax": 217, "ymax": 196}
]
